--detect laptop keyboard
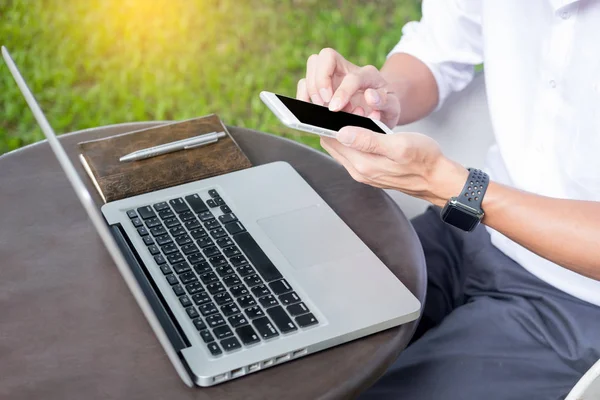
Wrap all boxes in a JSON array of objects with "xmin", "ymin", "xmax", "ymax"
[{"xmin": 126, "ymin": 190, "xmax": 318, "ymax": 357}]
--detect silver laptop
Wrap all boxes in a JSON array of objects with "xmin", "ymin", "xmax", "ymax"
[{"xmin": 2, "ymin": 46, "xmax": 420, "ymax": 387}]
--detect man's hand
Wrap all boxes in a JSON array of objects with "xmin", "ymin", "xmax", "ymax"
[
  {"xmin": 297, "ymin": 48, "xmax": 402, "ymax": 128},
  {"xmin": 321, "ymin": 126, "xmax": 468, "ymax": 206}
]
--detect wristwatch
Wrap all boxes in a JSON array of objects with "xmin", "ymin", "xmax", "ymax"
[{"xmin": 440, "ymin": 168, "xmax": 489, "ymax": 232}]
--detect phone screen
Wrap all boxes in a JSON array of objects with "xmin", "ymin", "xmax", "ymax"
[{"xmin": 275, "ymin": 94, "xmax": 387, "ymax": 134}]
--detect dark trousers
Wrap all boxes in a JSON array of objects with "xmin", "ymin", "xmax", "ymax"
[{"xmin": 360, "ymin": 207, "xmax": 600, "ymax": 400}]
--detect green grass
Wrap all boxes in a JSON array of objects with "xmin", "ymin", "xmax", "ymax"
[{"xmin": 0, "ymin": 0, "xmax": 421, "ymax": 155}]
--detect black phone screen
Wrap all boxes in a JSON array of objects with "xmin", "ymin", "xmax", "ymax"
[{"xmin": 275, "ymin": 94, "xmax": 387, "ymax": 134}]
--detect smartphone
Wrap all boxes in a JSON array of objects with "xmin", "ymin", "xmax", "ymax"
[{"xmin": 260, "ymin": 91, "xmax": 394, "ymax": 137}]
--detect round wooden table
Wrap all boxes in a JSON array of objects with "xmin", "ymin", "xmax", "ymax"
[{"xmin": 0, "ymin": 123, "xmax": 426, "ymax": 400}]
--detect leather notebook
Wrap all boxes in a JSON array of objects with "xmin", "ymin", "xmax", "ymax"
[{"xmin": 78, "ymin": 115, "xmax": 252, "ymax": 203}]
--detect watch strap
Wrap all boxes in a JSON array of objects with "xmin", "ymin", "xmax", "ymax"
[{"xmin": 457, "ymin": 168, "xmax": 489, "ymax": 211}]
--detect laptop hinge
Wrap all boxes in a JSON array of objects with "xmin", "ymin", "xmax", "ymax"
[{"xmin": 110, "ymin": 223, "xmax": 191, "ymax": 351}]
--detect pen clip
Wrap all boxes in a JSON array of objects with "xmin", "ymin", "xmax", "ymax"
[{"xmin": 183, "ymin": 136, "xmax": 219, "ymax": 149}]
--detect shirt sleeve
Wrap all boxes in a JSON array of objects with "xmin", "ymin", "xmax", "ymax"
[{"xmin": 388, "ymin": 0, "xmax": 484, "ymax": 110}]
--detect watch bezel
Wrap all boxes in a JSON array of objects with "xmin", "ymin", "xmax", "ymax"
[{"xmin": 441, "ymin": 197, "xmax": 484, "ymax": 232}]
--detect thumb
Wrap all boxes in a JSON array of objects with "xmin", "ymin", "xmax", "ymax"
[{"xmin": 336, "ymin": 126, "xmax": 389, "ymax": 156}]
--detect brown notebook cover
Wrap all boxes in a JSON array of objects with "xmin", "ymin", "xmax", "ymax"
[{"xmin": 78, "ymin": 115, "xmax": 252, "ymax": 203}]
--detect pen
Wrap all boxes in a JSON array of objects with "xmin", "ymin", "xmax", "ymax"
[{"xmin": 119, "ymin": 131, "xmax": 226, "ymax": 162}]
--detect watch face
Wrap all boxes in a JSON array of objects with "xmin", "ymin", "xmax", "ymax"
[{"xmin": 441, "ymin": 203, "xmax": 481, "ymax": 232}]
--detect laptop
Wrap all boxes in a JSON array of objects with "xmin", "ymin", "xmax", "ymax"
[{"xmin": 2, "ymin": 46, "xmax": 420, "ymax": 387}]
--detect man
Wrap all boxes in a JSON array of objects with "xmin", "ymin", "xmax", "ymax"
[{"xmin": 297, "ymin": 0, "xmax": 600, "ymax": 398}]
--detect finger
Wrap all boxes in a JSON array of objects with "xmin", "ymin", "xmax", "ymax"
[
  {"xmin": 314, "ymin": 48, "xmax": 353, "ymax": 104},
  {"xmin": 364, "ymin": 88, "xmax": 400, "ymax": 123},
  {"xmin": 320, "ymin": 138, "xmax": 367, "ymax": 181},
  {"xmin": 336, "ymin": 126, "xmax": 391, "ymax": 157},
  {"xmin": 296, "ymin": 78, "xmax": 310, "ymax": 102},
  {"xmin": 367, "ymin": 109, "xmax": 382, "ymax": 121},
  {"xmin": 306, "ymin": 54, "xmax": 324, "ymax": 105},
  {"xmin": 329, "ymin": 65, "xmax": 386, "ymax": 111},
  {"xmin": 353, "ymin": 106, "xmax": 365, "ymax": 116}
]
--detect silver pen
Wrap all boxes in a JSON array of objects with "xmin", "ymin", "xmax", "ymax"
[{"xmin": 119, "ymin": 131, "xmax": 226, "ymax": 162}]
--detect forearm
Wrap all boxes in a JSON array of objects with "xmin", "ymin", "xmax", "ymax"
[
  {"xmin": 380, "ymin": 53, "xmax": 440, "ymax": 125},
  {"xmin": 429, "ymin": 162, "xmax": 600, "ymax": 280}
]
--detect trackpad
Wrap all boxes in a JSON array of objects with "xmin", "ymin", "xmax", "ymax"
[{"xmin": 257, "ymin": 204, "xmax": 362, "ymax": 270}]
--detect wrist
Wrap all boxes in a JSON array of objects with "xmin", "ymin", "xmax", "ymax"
[{"xmin": 427, "ymin": 157, "xmax": 469, "ymax": 207}]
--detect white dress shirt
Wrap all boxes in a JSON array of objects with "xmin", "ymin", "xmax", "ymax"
[{"xmin": 389, "ymin": 0, "xmax": 600, "ymax": 306}]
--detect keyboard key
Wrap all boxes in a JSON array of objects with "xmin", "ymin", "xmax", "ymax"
[
  {"xmin": 228, "ymin": 313, "xmax": 249, "ymax": 327},
  {"xmin": 203, "ymin": 246, "xmax": 220, "ymax": 258},
  {"xmin": 209, "ymin": 255, "xmax": 228, "ymax": 268},
  {"xmin": 220, "ymin": 337, "xmax": 241, "ymax": 352},
  {"xmin": 269, "ymin": 279, "xmax": 292, "ymax": 295},
  {"xmin": 295, "ymin": 313, "xmax": 318, "ymax": 328},
  {"xmin": 131, "ymin": 217, "xmax": 143, "ymax": 227},
  {"xmin": 179, "ymin": 211, "xmax": 196, "ymax": 222},
  {"xmin": 206, "ymin": 313, "xmax": 226, "ymax": 328},
  {"xmin": 225, "ymin": 221, "xmax": 245, "ymax": 235},
  {"xmin": 193, "ymin": 317, "xmax": 206, "ymax": 331},
  {"xmin": 158, "ymin": 209, "xmax": 175, "ymax": 220},
  {"xmin": 206, "ymin": 199, "xmax": 217, "ymax": 208},
  {"xmin": 186, "ymin": 306, "xmax": 199, "ymax": 319},
  {"xmin": 190, "ymin": 228, "xmax": 207, "ymax": 239},
  {"xmin": 192, "ymin": 292, "xmax": 211, "ymax": 305},
  {"xmin": 161, "ymin": 244, "xmax": 178, "ymax": 255},
  {"xmin": 287, "ymin": 302, "xmax": 309, "ymax": 316},
  {"xmin": 127, "ymin": 210, "xmax": 138, "ymax": 219},
  {"xmin": 200, "ymin": 329, "xmax": 214, "ymax": 343},
  {"xmin": 197, "ymin": 237, "xmax": 214, "ymax": 248},
  {"xmin": 207, "ymin": 342, "xmax": 222, "ymax": 356},
  {"xmin": 188, "ymin": 253, "xmax": 205, "ymax": 265},
  {"xmin": 147, "ymin": 244, "xmax": 160, "ymax": 255},
  {"xmin": 144, "ymin": 217, "xmax": 161, "ymax": 228},
  {"xmin": 218, "ymin": 213, "xmax": 238, "ymax": 225},
  {"xmin": 210, "ymin": 228, "xmax": 227, "ymax": 239},
  {"xmin": 230, "ymin": 255, "xmax": 248, "ymax": 267},
  {"xmin": 213, "ymin": 325, "xmax": 234, "ymax": 340},
  {"xmin": 216, "ymin": 237, "xmax": 234, "ymax": 248},
  {"xmin": 169, "ymin": 198, "xmax": 190, "ymax": 214},
  {"xmin": 184, "ymin": 219, "xmax": 202, "ymax": 230},
  {"xmin": 252, "ymin": 317, "xmax": 279, "ymax": 339},
  {"xmin": 193, "ymin": 262, "xmax": 211, "ymax": 275},
  {"xmin": 173, "ymin": 261, "xmax": 190, "ymax": 274},
  {"xmin": 267, "ymin": 306, "xmax": 297, "ymax": 334},
  {"xmin": 280, "ymin": 292, "xmax": 301, "ymax": 306},
  {"xmin": 230, "ymin": 285, "xmax": 249, "ymax": 298},
  {"xmin": 244, "ymin": 274, "xmax": 262, "ymax": 287},
  {"xmin": 222, "ymin": 246, "xmax": 241, "ymax": 258},
  {"xmin": 208, "ymin": 189, "xmax": 219, "ymax": 198},
  {"xmin": 181, "ymin": 244, "xmax": 199, "ymax": 255},
  {"xmin": 200, "ymin": 302, "xmax": 218, "ymax": 316},
  {"xmin": 244, "ymin": 306, "xmax": 265, "ymax": 320},
  {"xmin": 185, "ymin": 282, "xmax": 203, "ymax": 295},
  {"xmin": 137, "ymin": 227, "xmax": 149, "ymax": 237},
  {"xmin": 204, "ymin": 219, "xmax": 220, "ymax": 230},
  {"xmin": 237, "ymin": 295, "xmax": 256, "ymax": 309},
  {"xmin": 206, "ymin": 282, "xmax": 225, "ymax": 295},
  {"xmin": 215, "ymin": 265, "xmax": 234, "ymax": 277},
  {"xmin": 153, "ymin": 202, "xmax": 169, "ymax": 211},
  {"xmin": 143, "ymin": 236, "xmax": 155, "ymax": 246},
  {"xmin": 223, "ymin": 275, "xmax": 241, "ymax": 288},
  {"xmin": 163, "ymin": 217, "xmax": 180, "ymax": 228},
  {"xmin": 220, "ymin": 205, "xmax": 232, "ymax": 214},
  {"xmin": 172, "ymin": 284, "xmax": 185, "ymax": 296},
  {"xmin": 170, "ymin": 225, "xmax": 185, "ymax": 237},
  {"xmin": 233, "ymin": 232, "xmax": 282, "ymax": 282},
  {"xmin": 150, "ymin": 226, "xmax": 167, "ymax": 237},
  {"xmin": 154, "ymin": 254, "xmax": 166, "ymax": 265},
  {"xmin": 176, "ymin": 234, "xmax": 192, "ymax": 246},
  {"xmin": 155, "ymin": 235, "xmax": 172, "ymax": 246},
  {"xmin": 180, "ymin": 272, "xmax": 197, "ymax": 284},
  {"xmin": 236, "ymin": 325, "xmax": 260, "ymax": 345},
  {"xmin": 185, "ymin": 194, "xmax": 209, "ymax": 213},
  {"xmin": 221, "ymin": 302, "xmax": 241, "ymax": 317},
  {"xmin": 259, "ymin": 295, "xmax": 278, "ymax": 308},
  {"xmin": 198, "ymin": 211, "xmax": 214, "ymax": 222},
  {"xmin": 179, "ymin": 295, "xmax": 192, "ymax": 307},
  {"xmin": 251, "ymin": 284, "xmax": 270, "ymax": 298},
  {"xmin": 166, "ymin": 274, "xmax": 178, "ymax": 285},
  {"xmin": 200, "ymin": 272, "xmax": 218, "ymax": 285},
  {"xmin": 160, "ymin": 265, "xmax": 172, "ymax": 275},
  {"xmin": 137, "ymin": 206, "xmax": 156, "ymax": 220},
  {"xmin": 214, "ymin": 197, "xmax": 226, "ymax": 206},
  {"xmin": 237, "ymin": 265, "xmax": 255, "ymax": 277},
  {"xmin": 214, "ymin": 292, "xmax": 233, "ymax": 306},
  {"xmin": 167, "ymin": 252, "xmax": 185, "ymax": 265}
]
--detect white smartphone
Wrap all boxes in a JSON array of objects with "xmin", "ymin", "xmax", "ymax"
[{"xmin": 260, "ymin": 91, "xmax": 394, "ymax": 137}]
